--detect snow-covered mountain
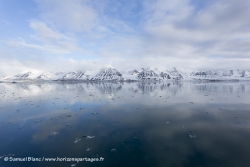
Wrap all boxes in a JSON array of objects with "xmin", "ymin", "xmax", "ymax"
[
  {"xmin": 136, "ymin": 67, "xmax": 161, "ymax": 81},
  {"xmin": 3, "ymin": 70, "xmax": 94, "ymax": 82},
  {"xmin": 59, "ymin": 71, "xmax": 89, "ymax": 81},
  {"xmin": 190, "ymin": 71, "xmax": 220, "ymax": 78},
  {"xmin": 37, "ymin": 72, "xmax": 54, "ymax": 80},
  {"xmin": 13, "ymin": 71, "xmax": 38, "ymax": 80},
  {"xmin": 190, "ymin": 69, "xmax": 250, "ymax": 80},
  {"xmin": 242, "ymin": 70, "xmax": 250, "ymax": 77},
  {"xmin": 52, "ymin": 72, "xmax": 67, "ymax": 80},
  {"xmin": 128, "ymin": 69, "xmax": 139, "ymax": 75},
  {"xmin": 91, "ymin": 66, "xmax": 124, "ymax": 81},
  {"xmin": 230, "ymin": 69, "xmax": 250, "ymax": 78},
  {"xmin": 1, "ymin": 67, "xmax": 250, "ymax": 82},
  {"xmin": 165, "ymin": 67, "xmax": 185, "ymax": 79},
  {"xmin": 125, "ymin": 67, "xmax": 186, "ymax": 81},
  {"xmin": 4, "ymin": 71, "xmax": 50, "ymax": 81}
]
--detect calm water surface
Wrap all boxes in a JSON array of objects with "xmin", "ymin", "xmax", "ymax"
[{"xmin": 0, "ymin": 82, "xmax": 250, "ymax": 167}]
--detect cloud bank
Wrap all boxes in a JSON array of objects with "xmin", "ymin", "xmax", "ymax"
[{"xmin": 1, "ymin": 0, "xmax": 250, "ymax": 76}]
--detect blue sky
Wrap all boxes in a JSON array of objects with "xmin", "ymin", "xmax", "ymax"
[{"xmin": 1, "ymin": 0, "xmax": 250, "ymax": 76}]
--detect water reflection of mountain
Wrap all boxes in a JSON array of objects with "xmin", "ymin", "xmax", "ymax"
[
  {"xmin": 191, "ymin": 83, "xmax": 250, "ymax": 93},
  {"xmin": 91, "ymin": 82, "xmax": 123, "ymax": 94},
  {"xmin": 138, "ymin": 83, "xmax": 159, "ymax": 93},
  {"xmin": 2, "ymin": 82, "xmax": 249, "ymax": 97},
  {"xmin": 2, "ymin": 83, "xmax": 87, "ymax": 95},
  {"xmin": 2, "ymin": 82, "xmax": 124, "ymax": 94},
  {"xmin": 54, "ymin": 83, "xmax": 85, "ymax": 92},
  {"xmin": 129, "ymin": 82, "xmax": 183, "ymax": 96}
]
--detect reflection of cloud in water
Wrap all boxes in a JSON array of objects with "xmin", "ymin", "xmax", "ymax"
[
  {"xmin": 1, "ymin": 82, "xmax": 250, "ymax": 166},
  {"xmin": 3, "ymin": 83, "xmax": 54, "ymax": 96},
  {"xmin": 31, "ymin": 109, "xmax": 80, "ymax": 143},
  {"xmin": 97, "ymin": 103, "xmax": 250, "ymax": 167},
  {"xmin": 32, "ymin": 120, "xmax": 65, "ymax": 142}
]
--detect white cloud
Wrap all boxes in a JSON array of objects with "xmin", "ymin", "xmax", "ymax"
[
  {"xmin": 0, "ymin": 59, "xmax": 32, "ymax": 77},
  {"xmin": 35, "ymin": 0, "xmax": 98, "ymax": 32},
  {"xmin": 6, "ymin": 37, "xmax": 79, "ymax": 54},
  {"xmin": 1, "ymin": 20, "xmax": 12, "ymax": 25},
  {"xmin": 2, "ymin": 0, "xmax": 250, "ymax": 75},
  {"xmin": 140, "ymin": 0, "xmax": 250, "ymax": 59},
  {"xmin": 5, "ymin": 20, "xmax": 81, "ymax": 54},
  {"xmin": 29, "ymin": 21, "xmax": 70, "ymax": 42},
  {"xmin": 2, "ymin": 56, "xmax": 250, "ymax": 78}
]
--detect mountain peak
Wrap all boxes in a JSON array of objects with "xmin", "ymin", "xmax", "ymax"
[
  {"xmin": 92, "ymin": 66, "xmax": 123, "ymax": 81},
  {"xmin": 105, "ymin": 65, "xmax": 114, "ymax": 69}
]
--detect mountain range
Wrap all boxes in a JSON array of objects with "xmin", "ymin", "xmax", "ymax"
[{"xmin": 1, "ymin": 66, "xmax": 250, "ymax": 82}]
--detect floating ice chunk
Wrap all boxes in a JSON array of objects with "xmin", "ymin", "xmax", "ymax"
[
  {"xmin": 51, "ymin": 132, "xmax": 59, "ymax": 135},
  {"xmin": 189, "ymin": 134, "xmax": 197, "ymax": 138},
  {"xmin": 86, "ymin": 148, "xmax": 92, "ymax": 151},
  {"xmin": 71, "ymin": 164, "xmax": 76, "ymax": 167},
  {"xmin": 86, "ymin": 136, "xmax": 95, "ymax": 139},
  {"xmin": 111, "ymin": 148, "xmax": 116, "ymax": 152},
  {"xmin": 74, "ymin": 138, "xmax": 82, "ymax": 143},
  {"xmin": 166, "ymin": 122, "xmax": 170, "ymax": 124}
]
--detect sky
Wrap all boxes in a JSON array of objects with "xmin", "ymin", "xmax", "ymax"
[{"xmin": 0, "ymin": 0, "xmax": 250, "ymax": 76}]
